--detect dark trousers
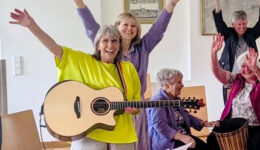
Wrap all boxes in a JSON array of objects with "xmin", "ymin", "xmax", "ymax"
[
  {"xmin": 207, "ymin": 126, "xmax": 260, "ymax": 150},
  {"xmin": 174, "ymin": 135, "xmax": 207, "ymax": 150}
]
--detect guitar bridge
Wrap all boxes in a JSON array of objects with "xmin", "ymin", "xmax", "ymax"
[{"xmin": 74, "ymin": 96, "xmax": 81, "ymax": 118}]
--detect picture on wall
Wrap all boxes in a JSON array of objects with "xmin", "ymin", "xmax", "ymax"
[
  {"xmin": 124, "ymin": 0, "xmax": 164, "ymax": 24},
  {"xmin": 201, "ymin": 0, "xmax": 259, "ymax": 35}
]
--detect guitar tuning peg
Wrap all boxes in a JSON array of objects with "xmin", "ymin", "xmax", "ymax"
[
  {"xmin": 193, "ymin": 97, "xmax": 195, "ymax": 100},
  {"xmin": 188, "ymin": 97, "xmax": 190, "ymax": 99}
]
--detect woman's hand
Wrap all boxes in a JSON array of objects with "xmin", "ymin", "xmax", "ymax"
[
  {"xmin": 174, "ymin": 132, "xmax": 196, "ymax": 149},
  {"xmin": 211, "ymin": 33, "xmax": 224, "ymax": 55},
  {"xmin": 125, "ymin": 107, "xmax": 140, "ymax": 115},
  {"xmin": 10, "ymin": 8, "xmax": 34, "ymax": 27},
  {"xmin": 165, "ymin": 0, "xmax": 180, "ymax": 13},
  {"xmin": 170, "ymin": 0, "xmax": 180, "ymax": 6},
  {"xmin": 203, "ymin": 121, "xmax": 220, "ymax": 127},
  {"xmin": 246, "ymin": 48, "xmax": 259, "ymax": 72},
  {"xmin": 215, "ymin": 0, "xmax": 221, "ymax": 13},
  {"xmin": 74, "ymin": 0, "xmax": 86, "ymax": 8}
]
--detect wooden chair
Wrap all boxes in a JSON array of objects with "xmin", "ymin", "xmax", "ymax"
[
  {"xmin": 1, "ymin": 110, "xmax": 42, "ymax": 150},
  {"xmin": 180, "ymin": 85, "xmax": 210, "ymax": 142}
]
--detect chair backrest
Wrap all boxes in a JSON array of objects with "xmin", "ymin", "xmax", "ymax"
[
  {"xmin": 1, "ymin": 110, "xmax": 42, "ymax": 150},
  {"xmin": 179, "ymin": 85, "xmax": 210, "ymax": 137}
]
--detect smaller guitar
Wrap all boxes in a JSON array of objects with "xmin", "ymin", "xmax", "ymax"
[{"xmin": 43, "ymin": 80, "xmax": 205, "ymax": 141}]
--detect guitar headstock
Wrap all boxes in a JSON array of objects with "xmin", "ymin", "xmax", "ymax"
[{"xmin": 180, "ymin": 97, "xmax": 205, "ymax": 111}]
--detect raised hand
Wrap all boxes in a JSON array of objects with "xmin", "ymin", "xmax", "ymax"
[
  {"xmin": 74, "ymin": 0, "xmax": 86, "ymax": 8},
  {"xmin": 211, "ymin": 33, "xmax": 224, "ymax": 54},
  {"xmin": 165, "ymin": 0, "xmax": 180, "ymax": 13},
  {"xmin": 215, "ymin": 0, "xmax": 221, "ymax": 13},
  {"xmin": 10, "ymin": 8, "xmax": 34, "ymax": 27},
  {"xmin": 246, "ymin": 48, "xmax": 259, "ymax": 72},
  {"xmin": 170, "ymin": 0, "xmax": 180, "ymax": 6}
]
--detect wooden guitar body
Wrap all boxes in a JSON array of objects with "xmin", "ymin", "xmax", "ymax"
[{"xmin": 44, "ymin": 81, "xmax": 124, "ymax": 141}]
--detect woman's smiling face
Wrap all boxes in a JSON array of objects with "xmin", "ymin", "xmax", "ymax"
[{"xmin": 98, "ymin": 34, "xmax": 120, "ymax": 64}]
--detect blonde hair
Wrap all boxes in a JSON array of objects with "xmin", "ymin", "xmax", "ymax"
[{"xmin": 114, "ymin": 12, "xmax": 141, "ymax": 46}]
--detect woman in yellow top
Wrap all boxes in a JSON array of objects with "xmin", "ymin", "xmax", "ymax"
[{"xmin": 10, "ymin": 8, "xmax": 141, "ymax": 150}]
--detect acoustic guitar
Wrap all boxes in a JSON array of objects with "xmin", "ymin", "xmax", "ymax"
[{"xmin": 43, "ymin": 80, "xmax": 205, "ymax": 141}]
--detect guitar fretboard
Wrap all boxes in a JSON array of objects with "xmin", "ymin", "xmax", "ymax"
[{"xmin": 110, "ymin": 100, "xmax": 181, "ymax": 110}]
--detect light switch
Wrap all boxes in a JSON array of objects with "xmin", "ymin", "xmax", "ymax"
[
  {"xmin": 12, "ymin": 56, "xmax": 22, "ymax": 76},
  {"xmin": 13, "ymin": 56, "xmax": 21, "ymax": 63}
]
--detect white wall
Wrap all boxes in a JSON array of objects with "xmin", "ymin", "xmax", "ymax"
[
  {"xmin": 1, "ymin": 0, "xmax": 260, "ymax": 142},
  {"xmin": 0, "ymin": 0, "xmax": 101, "ymax": 141}
]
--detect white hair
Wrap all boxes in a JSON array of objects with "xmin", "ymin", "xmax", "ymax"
[
  {"xmin": 157, "ymin": 68, "xmax": 183, "ymax": 87},
  {"xmin": 236, "ymin": 51, "xmax": 260, "ymax": 72}
]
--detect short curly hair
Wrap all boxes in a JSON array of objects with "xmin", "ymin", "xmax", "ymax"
[
  {"xmin": 232, "ymin": 10, "xmax": 247, "ymax": 23},
  {"xmin": 157, "ymin": 68, "xmax": 183, "ymax": 87}
]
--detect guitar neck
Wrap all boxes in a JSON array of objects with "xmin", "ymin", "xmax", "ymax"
[{"xmin": 110, "ymin": 100, "xmax": 181, "ymax": 110}]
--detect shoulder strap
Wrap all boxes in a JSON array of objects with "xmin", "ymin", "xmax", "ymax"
[{"xmin": 115, "ymin": 61, "xmax": 128, "ymax": 101}]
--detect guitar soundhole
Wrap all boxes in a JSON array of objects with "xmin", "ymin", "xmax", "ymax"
[{"xmin": 92, "ymin": 98, "xmax": 110, "ymax": 115}]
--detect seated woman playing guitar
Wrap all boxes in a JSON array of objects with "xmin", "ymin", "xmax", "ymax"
[
  {"xmin": 10, "ymin": 8, "xmax": 141, "ymax": 150},
  {"xmin": 146, "ymin": 68, "xmax": 219, "ymax": 150}
]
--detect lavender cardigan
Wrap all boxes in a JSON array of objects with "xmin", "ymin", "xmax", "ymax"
[
  {"xmin": 77, "ymin": 7, "xmax": 172, "ymax": 95},
  {"xmin": 220, "ymin": 74, "xmax": 260, "ymax": 122},
  {"xmin": 146, "ymin": 89, "xmax": 203, "ymax": 150}
]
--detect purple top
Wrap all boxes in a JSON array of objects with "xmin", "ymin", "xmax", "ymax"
[
  {"xmin": 146, "ymin": 89, "xmax": 203, "ymax": 150},
  {"xmin": 77, "ymin": 7, "xmax": 172, "ymax": 96},
  {"xmin": 220, "ymin": 74, "xmax": 260, "ymax": 123}
]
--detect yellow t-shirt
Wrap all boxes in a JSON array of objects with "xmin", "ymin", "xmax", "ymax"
[{"xmin": 55, "ymin": 46, "xmax": 141, "ymax": 143}]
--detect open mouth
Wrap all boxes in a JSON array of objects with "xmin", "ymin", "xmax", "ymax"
[{"xmin": 105, "ymin": 49, "xmax": 116, "ymax": 54}]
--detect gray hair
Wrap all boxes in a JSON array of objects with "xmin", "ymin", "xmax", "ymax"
[
  {"xmin": 232, "ymin": 10, "xmax": 247, "ymax": 23},
  {"xmin": 93, "ymin": 25, "xmax": 122, "ymax": 62},
  {"xmin": 157, "ymin": 68, "xmax": 183, "ymax": 87}
]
